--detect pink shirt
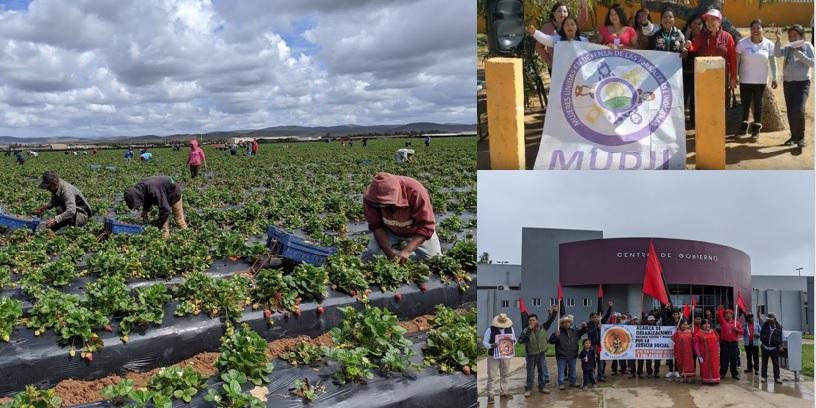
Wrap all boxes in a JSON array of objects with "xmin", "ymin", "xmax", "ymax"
[{"xmin": 599, "ymin": 26, "xmax": 637, "ymax": 47}]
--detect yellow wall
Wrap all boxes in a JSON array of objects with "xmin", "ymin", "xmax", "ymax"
[{"xmin": 476, "ymin": 2, "xmax": 814, "ymax": 34}]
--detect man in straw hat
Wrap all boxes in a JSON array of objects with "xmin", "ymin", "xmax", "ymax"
[
  {"xmin": 482, "ymin": 313, "xmax": 516, "ymax": 404},
  {"xmin": 759, "ymin": 312, "xmax": 784, "ymax": 384},
  {"xmin": 548, "ymin": 313, "xmax": 587, "ymax": 390}
]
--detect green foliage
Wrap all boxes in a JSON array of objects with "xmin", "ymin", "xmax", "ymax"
[
  {"xmin": 425, "ymin": 255, "xmax": 472, "ymax": 292},
  {"xmin": 320, "ymin": 346, "xmax": 376, "ymax": 385},
  {"xmin": 100, "ymin": 379, "xmax": 135, "ymax": 405},
  {"xmin": 148, "ymin": 366, "xmax": 206, "ymax": 403},
  {"xmin": 174, "ymin": 272, "xmax": 250, "ymax": 318},
  {"xmin": 204, "ymin": 370, "xmax": 266, "ymax": 408},
  {"xmin": 447, "ymin": 239, "xmax": 477, "ymax": 272},
  {"xmin": 85, "ymin": 274, "xmax": 132, "ymax": 316},
  {"xmin": 325, "ymin": 255, "xmax": 369, "ymax": 296},
  {"xmin": 24, "ymin": 259, "xmax": 77, "ymax": 287},
  {"xmin": 280, "ymin": 341, "xmax": 324, "ymax": 366},
  {"xmin": 0, "ymin": 385, "xmax": 62, "ymax": 408},
  {"xmin": 289, "ymin": 378, "xmax": 325, "ymax": 402},
  {"xmin": 251, "ymin": 268, "xmax": 297, "ymax": 312},
  {"xmin": 120, "ymin": 284, "xmax": 171, "ymax": 337},
  {"xmin": 423, "ymin": 306, "xmax": 478, "ymax": 374},
  {"xmin": 364, "ymin": 256, "xmax": 408, "ymax": 292},
  {"xmin": 0, "ymin": 297, "xmax": 22, "ymax": 342},
  {"xmin": 26, "ymin": 289, "xmax": 108, "ymax": 352},
  {"xmin": 216, "ymin": 323, "xmax": 274, "ymax": 385},
  {"xmin": 288, "ymin": 264, "xmax": 328, "ymax": 302}
]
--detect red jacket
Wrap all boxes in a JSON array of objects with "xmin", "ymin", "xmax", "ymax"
[
  {"xmin": 363, "ymin": 173, "xmax": 435, "ymax": 239},
  {"xmin": 687, "ymin": 29, "xmax": 737, "ymax": 81},
  {"xmin": 716, "ymin": 308, "xmax": 744, "ymax": 342}
]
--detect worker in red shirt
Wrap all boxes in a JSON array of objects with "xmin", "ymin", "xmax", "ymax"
[
  {"xmin": 716, "ymin": 305, "xmax": 744, "ymax": 380},
  {"xmin": 686, "ymin": 9, "xmax": 737, "ymax": 93},
  {"xmin": 361, "ymin": 172, "xmax": 440, "ymax": 263}
]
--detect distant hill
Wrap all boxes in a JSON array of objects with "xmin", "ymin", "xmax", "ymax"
[{"xmin": 0, "ymin": 123, "xmax": 475, "ymax": 145}]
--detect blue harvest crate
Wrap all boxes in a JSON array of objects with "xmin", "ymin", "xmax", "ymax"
[
  {"xmin": 0, "ymin": 213, "xmax": 40, "ymax": 232},
  {"xmin": 104, "ymin": 217, "xmax": 145, "ymax": 235},
  {"xmin": 266, "ymin": 226, "xmax": 336, "ymax": 266}
]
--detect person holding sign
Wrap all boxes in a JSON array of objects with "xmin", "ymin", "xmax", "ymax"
[
  {"xmin": 483, "ymin": 313, "xmax": 516, "ymax": 404},
  {"xmin": 694, "ymin": 319, "xmax": 721, "ymax": 384},
  {"xmin": 587, "ymin": 301, "xmax": 614, "ymax": 382},
  {"xmin": 686, "ymin": 9, "xmax": 737, "ymax": 93},
  {"xmin": 535, "ymin": 0, "xmax": 589, "ymax": 75},
  {"xmin": 518, "ymin": 307, "xmax": 557, "ymax": 397},
  {"xmin": 774, "ymin": 24, "xmax": 814, "ymax": 148},
  {"xmin": 673, "ymin": 320, "xmax": 696, "ymax": 383},
  {"xmin": 717, "ymin": 306, "xmax": 744, "ymax": 380},
  {"xmin": 597, "ymin": 4, "xmax": 637, "ymax": 49},
  {"xmin": 549, "ymin": 315, "xmax": 588, "ymax": 390}
]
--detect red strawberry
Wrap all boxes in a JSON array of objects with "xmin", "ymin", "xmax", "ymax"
[
  {"xmin": 84, "ymin": 353, "xmax": 93, "ymax": 362},
  {"xmin": 462, "ymin": 366, "xmax": 472, "ymax": 375},
  {"xmin": 394, "ymin": 293, "xmax": 403, "ymax": 302},
  {"xmin": 295, "ymin": 297, "xmax": 302, "ymax": 306},
  {"xmin": 419, "ymin": 284, "xmax": 427, "ymax": 292},
  {"xmin": 294, "ymin": 308, "xmax": 302, "ymax": 317},
  {"xmin": 104, "ymin": 325, "xmax": 113, "ymax": 332},
  {"xmin": 317, "ymin": 306, "xmax": 325, "ymax": 315},
  {"xmin": 349, "ymin": 290, "xmax": 357, "ymax": 297},
  {"xmin": 263, "ymin": 309, "xmax": 273, "ymax": 319}
]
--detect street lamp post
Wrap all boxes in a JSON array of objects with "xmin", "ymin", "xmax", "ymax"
[{"xmin": 796, "ymin": 267, "xmax": 804, "ymax": 277}]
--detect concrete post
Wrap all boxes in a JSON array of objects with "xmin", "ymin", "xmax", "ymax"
[
  {"xmin": 694, "ymin": 57, "xmax": 726, "ymax": 170},
  {"xmin": 485, "ymin": 58, "xmax": 525, "ymax": 170}
]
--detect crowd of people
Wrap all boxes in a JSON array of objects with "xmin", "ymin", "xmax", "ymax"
[
  {"xmin": 483, "ymin": 301, "xmax": 788, "ymax": 404},
  {"xmin": 529, "ymin": 2, "xmax": 813, "ymax": 148}
]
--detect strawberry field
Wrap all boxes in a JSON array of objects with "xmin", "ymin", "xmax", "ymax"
[{"xmin": 0, "ymin": 137, "xmax": 477, "ymax": 407}]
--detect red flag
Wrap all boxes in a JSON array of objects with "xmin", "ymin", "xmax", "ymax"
[
  {"xmin": 597, "ymin": 284, "xmax": 604, "ymax": 314},
  {"xmin": 557, "ymin": 282, "xmax": 563, "ymax": 300},
  {"xmin": 736, "ymin": 290, "xmax": 747, "ymax": 316},
  {"xmin": 692, "ymin": 295, "xmax": 697, "ymax": 309},
  {"xmin": 598, "ymin": 284, "xmax": 603, "ymax": 298},
  {"xmin": 519, "ymin": 297, "xmax": 528, "ymax": 314},
  {"xmin": 683, "ymin": 304, "xmax": 691, "ymax": 319},
  {"xmin": 643, "ymin": 240, "xmax": 670, "ymax": 305}
]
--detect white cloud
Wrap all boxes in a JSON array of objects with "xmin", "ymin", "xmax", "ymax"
[{"xmin": 0, "ymin": 0, "xmax": 475, "ymax": 138}]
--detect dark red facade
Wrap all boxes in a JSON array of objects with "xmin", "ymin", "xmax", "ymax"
[{"xmin": 559, "ymin": 238, "xmax": 751, "ymax": 310}]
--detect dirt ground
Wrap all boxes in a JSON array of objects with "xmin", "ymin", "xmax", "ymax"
[
  {"xmin": 477, "ymin": 351, "xmax": 814, "ymax": 408},
  {"xmin": 0, "ymin": 314, "xmax": 436, "ymax": 407},
  {"xmin": 476, "ymin": 30, "xmax": 814, "ymax": 170}
]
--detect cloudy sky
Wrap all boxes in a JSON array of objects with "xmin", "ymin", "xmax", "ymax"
[
  {"xmin": 0, "ymin": 0, "xmax": 475, "ymax": 138},
  {"xmin": 478, "ymin": 171, "xmax": 815, "ymax": 277}
]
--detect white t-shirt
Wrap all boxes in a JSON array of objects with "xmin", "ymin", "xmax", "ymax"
[{"xmin": 736, "ymin": 37, "xmax": 775, "ymax": 84}]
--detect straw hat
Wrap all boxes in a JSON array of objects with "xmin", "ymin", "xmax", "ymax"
[
  {"xmin": 492, "ymin": 313, "xmax": 513, "ymax": 328},
  {"xmin": 559, "ymin": 315, "xmax": 574, "ymax": 325}
]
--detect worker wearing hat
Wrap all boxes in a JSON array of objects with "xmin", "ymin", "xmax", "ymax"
[
  {"xmin": 33, "ymin": 171, "xmax": 93, "ymax": 231},
  {"xmin": 759, "ymin": 312, "xmax": 784, "ymax": 384},
  {"xmin": 774, "ymin": 23, "xmax": 814, "ymax": 149},
  {"xmin": 687, "ymin": 8, "xmax": 737, "ymax": 93},
  {"xmin": 549, "ymin": 314, "xmax": 588, "ymax": 390},
  {"xmin": 483, "ymin": 313, "xmax": 516, "ymax": 404}
]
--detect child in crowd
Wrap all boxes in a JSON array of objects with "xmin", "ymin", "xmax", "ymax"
[{"xmin": 578, "ymin": 339, "xmax": 596, "ymax": 389}]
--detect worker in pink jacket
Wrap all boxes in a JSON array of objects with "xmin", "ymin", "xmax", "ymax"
[
  {"xmin": 361, "ymin": 172, "xmax": 441, "ymax": 263},
  {"xmin": 186, "ymin": 139, "xmax": 207, "ymax": 178}
]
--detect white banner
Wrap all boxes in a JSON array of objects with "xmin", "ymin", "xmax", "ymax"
[
  {"xmin": 534, "ymin": 41, "xmax": 686, "ymax": 170},
  {"xmin": 600, "ymin": 324, "xmax": 676, "ymax": 360}
]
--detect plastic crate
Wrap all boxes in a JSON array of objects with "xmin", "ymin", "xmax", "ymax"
[
  {"xmin": 0, "ymin": 213, "xmax": 40, "ymax": 232},
  {"xmin": 266, "ymin": 226, "xmax": 336, "ymax": 266},
  {"xmin": 104, "ymin": 217, "xmax": 145, "ymax": 235}
]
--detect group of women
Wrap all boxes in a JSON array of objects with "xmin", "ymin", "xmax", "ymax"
[{"xmin": 529, "ymin": 2, "xmax": 813, "ymax": 148}]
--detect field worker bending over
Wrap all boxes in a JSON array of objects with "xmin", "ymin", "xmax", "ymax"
[
  {"xmin": 124, "ymin": 176, "xmax": 188, "ymax": 239},
  {"xmin": 34, "ymin": 171, "xmax": 93, "ymax": 231},
  {"xmin": 395, "ymin": 148, "xmax": 414, "ymax": 164},
  {"xmin": 361, "ymin": 172, "xmax": 441, "ymax": 263}
]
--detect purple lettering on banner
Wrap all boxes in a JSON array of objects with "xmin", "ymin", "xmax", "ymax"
[{"xmin": 549, "ymin": 150, "xmax": 584, "ymax": 169}]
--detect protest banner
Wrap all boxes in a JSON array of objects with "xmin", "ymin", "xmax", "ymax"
[
  {"xmin": 494, "ymin": 333, "xmax": 515, "ymax": 359},
  {"xmin": 600, "ymin": 324, "xmax": 676, "ymax": 360},
  {"xmin": 534, "ymin": 41, "xmax": 686, "ymax": 170}
]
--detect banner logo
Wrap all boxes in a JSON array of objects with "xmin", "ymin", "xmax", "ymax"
[
  {"xmin": 603, "ymin": 326, "xmax": 631, "ymax": 356},
  {"xmin": 562, "ymin": 49, "xmax": 673, "ymax": 147}
]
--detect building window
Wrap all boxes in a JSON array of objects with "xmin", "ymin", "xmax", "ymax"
[
  {"xmin": 566, "ymin": 298, "xmax": 575, "ymax": 307},
  {"xmin": 550, "ymin": 298, "xmax": 557, "ymax": 306},
  {"xmin": 501, "ymin": 300, "xmax": 509, "ymax": 308},
  {"xmin": 515, "ymin": 300, "xmax": 520, "ymax": 309},
  {"xmin": 532, "ymin": 298, "xmax": 542, "ymax": 307},
  {"xmin": 583, "ymin": 298, "xmax": 592, "ymax": 307}
]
